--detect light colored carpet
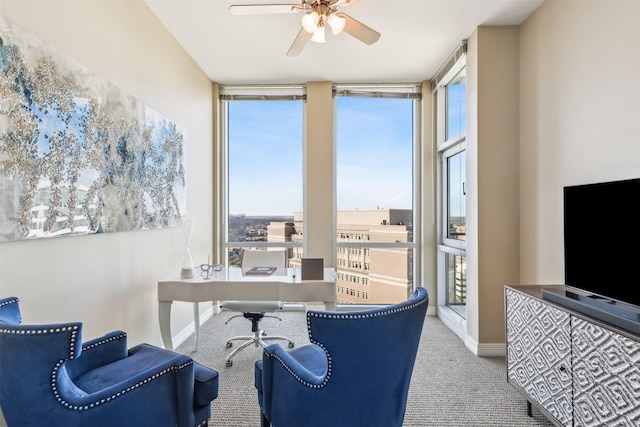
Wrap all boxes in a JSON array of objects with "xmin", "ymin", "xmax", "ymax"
[{"xmin": 177, "ymin": 311, "xmax": 554, "ymax": 427}]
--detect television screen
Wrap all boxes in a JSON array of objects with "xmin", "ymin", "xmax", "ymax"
[{"xmin": 564, "ymin": 178, "xmax": 640, "ymax": 307}]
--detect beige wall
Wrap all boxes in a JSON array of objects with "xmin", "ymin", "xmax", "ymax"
[
  {"xmin": 304, "ymin": 82, "xmax": 335, "ymax": 265},
  {"xmin": 466, "ymin": 26, "xmax": 521, "ymax": 353},
  {"xmin": 464, "ymin": 0, "xmax": 639, "ymax": 354},
  {"xmin": 0, "ymin": 1, "xmax": 214, "ymax": 347},
  {"xmin": 519, "ymin": 0, "xmax": 640, "ymax": 286}
]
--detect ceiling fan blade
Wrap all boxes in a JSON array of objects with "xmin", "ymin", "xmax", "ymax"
[
  {"xmin": 287, "ymin": 28, "xmax": 313, "ymax": 57},
  {"xmin": 229, "ymin": 4, "xmax": 303, "ymax": 15},
  {"xmin": 335, "ymin": 0, "xmax": 361, "ymax": 7},
  {"xmin": 337, "ymin": 12, "xmax": 380, "ymax": 45}
]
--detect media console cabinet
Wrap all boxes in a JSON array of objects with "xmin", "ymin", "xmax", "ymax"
[{"xmin": 505, "ymin": 285, "xmax": 640, "ymax": 426}]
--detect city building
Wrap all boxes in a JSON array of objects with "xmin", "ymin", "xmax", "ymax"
[{"xmin": 268, "ymin": 209, "xmax": 413, "ymax": 304}]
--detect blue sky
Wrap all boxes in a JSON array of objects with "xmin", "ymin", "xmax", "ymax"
[
  {"xmin": 228, "ymin": 100, "xmax": 303, "ymax": 216},
  {"xmin": 336, "ymin": 97, "xmax": 413, "ymax": 211},
  {"xmin": 446, "ymin": 83, "xmax": 466, "ymax": 218},
  {"xmin": 228, "ymin": 98, "xmax": 414, "ymax": 216}
]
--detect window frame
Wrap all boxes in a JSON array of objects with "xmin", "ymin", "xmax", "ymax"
[
  {"xmin": 219, "ymin": 86, "xmax": 306, "ymax": 261},
  {"xmin": 435, "ymin": 43, "xmax": 467, "ymax": 329},
  {"xmin": 440, "ymin": 139, "xmax": 467, "ymax": 249}
]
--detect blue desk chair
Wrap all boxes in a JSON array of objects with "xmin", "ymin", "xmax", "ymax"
[
  {"xmin": 0, "ymin": 296, "xmax": 219, "ymax": 427},
  {"xmin": 255, "ymin": 287, "xmax": 429, "ymax": 427}
]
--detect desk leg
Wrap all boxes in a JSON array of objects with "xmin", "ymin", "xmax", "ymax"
[
  {"xmin": 193, "ymin": 302, "xmax": 200, "ymax": 352},
  {"xmin": 159, "ymin": 301, "xmax": 174, "ymax": 351}
]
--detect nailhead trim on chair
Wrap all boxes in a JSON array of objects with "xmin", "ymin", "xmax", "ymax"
[
  {"xmin": 267, "ymin": 291, "xmax": 427, "ymax": 389},
  {"xmin": 269, "ymin": 342, "xmax": 333, "ymax": 389},
  {"xmin": 81, "ymin": 332, "xmax": 126, "ymax": 352},
  {"xmin": 0, "ymin": 297, "xmax": 19, "ymax": 308},
  {"xmin": 51, "ymin": 358, "xmax": 194, "ymax": 411},
  {"xmin": 0, "ymin": 325, "xmax": 80, "ymax": 360},
  {"xmin": 306, "ymin": 295, "xmax": 427, "ymax": 324}
]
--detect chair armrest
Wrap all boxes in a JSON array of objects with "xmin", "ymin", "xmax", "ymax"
[
  {"xmin": 64, "ymin": 331, "xmax": 128, "ymax": 379},
  {"xmin": 81, "ymin": 330, "xmax": 128, "ymax": 360},
  {"xmin": 263, "ymin": 343, "xmax": 328, "ymax": 387},
  {"xmin": 259, "ymin": 343, "xmax": 328, "ymax": 425},
  {"xmin": 56, "ymin": 344, "xmax": 194, "ymax": 410}
]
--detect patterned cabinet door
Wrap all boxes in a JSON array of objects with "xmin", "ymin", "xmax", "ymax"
[
  {"xmin": 506, "ymin": 289, "xmax": 573, "ymax": 426},
  {"xmin": 572, "ymin": 317, "xmax": 640, "ymax": 426}
]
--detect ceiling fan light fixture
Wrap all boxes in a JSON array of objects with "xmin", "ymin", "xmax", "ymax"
[
  {"xmin": 229, "ymin": 0, "xmax": 381, "ymax": 56},
  {"xmin": 327, "ymin": 13, "xmax": 346, "ymax": 35},
  {"xmin": 301, "ymin": 11, "xmax": 320, "ymax": 33},
  {"xmin": 311, "ymin": 25, "xmax": 326, "ymax": 43}
]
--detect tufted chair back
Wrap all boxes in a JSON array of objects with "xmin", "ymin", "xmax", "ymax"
[{"xmin": 256, "ymin": 287, "xmax": 429, "ymax": 427}]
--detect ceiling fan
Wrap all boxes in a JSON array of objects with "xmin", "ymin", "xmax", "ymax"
[{"xmin": 229, "ymin": 0, "xmax": 381, "ymax": 57}]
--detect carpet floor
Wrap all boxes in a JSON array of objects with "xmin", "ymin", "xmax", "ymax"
[{"xmin": 176, "ymin": 310, "xmax": 555, "ymax": 427}]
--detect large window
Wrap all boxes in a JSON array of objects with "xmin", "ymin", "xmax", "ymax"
[
  {"xmin": 221, "ymin": 87, "xmax": 304, "ymax": 265},
  {"xmin": 220, "ymin": 84, "xmax": 420, "ymax": 308},
  {"xmin": 436, "ymin": 44, "xmax": 467, "ymax": 320},
  {"xmin": 334, "ymin": 85, "xmax": 420, "ymax": 305}
]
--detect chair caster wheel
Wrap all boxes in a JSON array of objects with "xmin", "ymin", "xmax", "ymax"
[
  {"xmin": 226, "ymin": 341, "xmax": 233, "ymax": 348},
  {"xmin": 288, "ymin": 342, "xmax": 295, "ymax": 348},
  {"xmin": 226, "ymin": 360, "xmax": 233, "ymax": 367}
]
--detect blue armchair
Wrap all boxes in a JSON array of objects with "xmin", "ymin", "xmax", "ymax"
[
  {"xmin": 0, "ymin": 296, "xmax": 219, "ymax": 427},
  {"xmin": 255, "ymin": 287, "xmax": 429, "ymax": 427}
]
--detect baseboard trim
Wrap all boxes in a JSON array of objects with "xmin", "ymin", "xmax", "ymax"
[
  {"xmin": 437, "ymin": 305, "xmax": 467, "ymax": 341},
  {"xmin": 436, "ymin": 306, "xmax": 506, "ymax": 357},
  {"xmin": 172, "ymin": 304, "xmax": 214, "ymax": 349},
  {"xmin": 464, "ymin": 336, "xmax": 506, "ymax": 357}
]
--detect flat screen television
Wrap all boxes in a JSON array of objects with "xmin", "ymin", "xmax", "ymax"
[{"xmin": 543, "ymin": 177, "xmax": 640, "ymax": 333}]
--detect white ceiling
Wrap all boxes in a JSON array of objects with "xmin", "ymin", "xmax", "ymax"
[{"xmin": 145, "ymin": 0, "xmax": 544, "ymax": 85}]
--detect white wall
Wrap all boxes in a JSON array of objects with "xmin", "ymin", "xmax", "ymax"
[
  {"xmin": 0, "ymin": 1, "xmax": 214, "ymax": 347},
  {"xmin": 519, "ymin": 0, "xmax": 640, "ymax": 285}
]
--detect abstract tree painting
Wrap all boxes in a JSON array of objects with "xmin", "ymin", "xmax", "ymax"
[{"xmin": 0, "ymin": 17, "xmax": 186, "ymax": 242}]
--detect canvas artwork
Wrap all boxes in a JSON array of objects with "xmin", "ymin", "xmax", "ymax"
[{"xmin": 0, "ymin": 17, "xmax": 186, "ymax": 242}]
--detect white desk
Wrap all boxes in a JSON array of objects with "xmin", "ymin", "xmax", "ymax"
[{"xmin": 157, "ymin": 267, "xmax": 336, "ymax": 351}]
